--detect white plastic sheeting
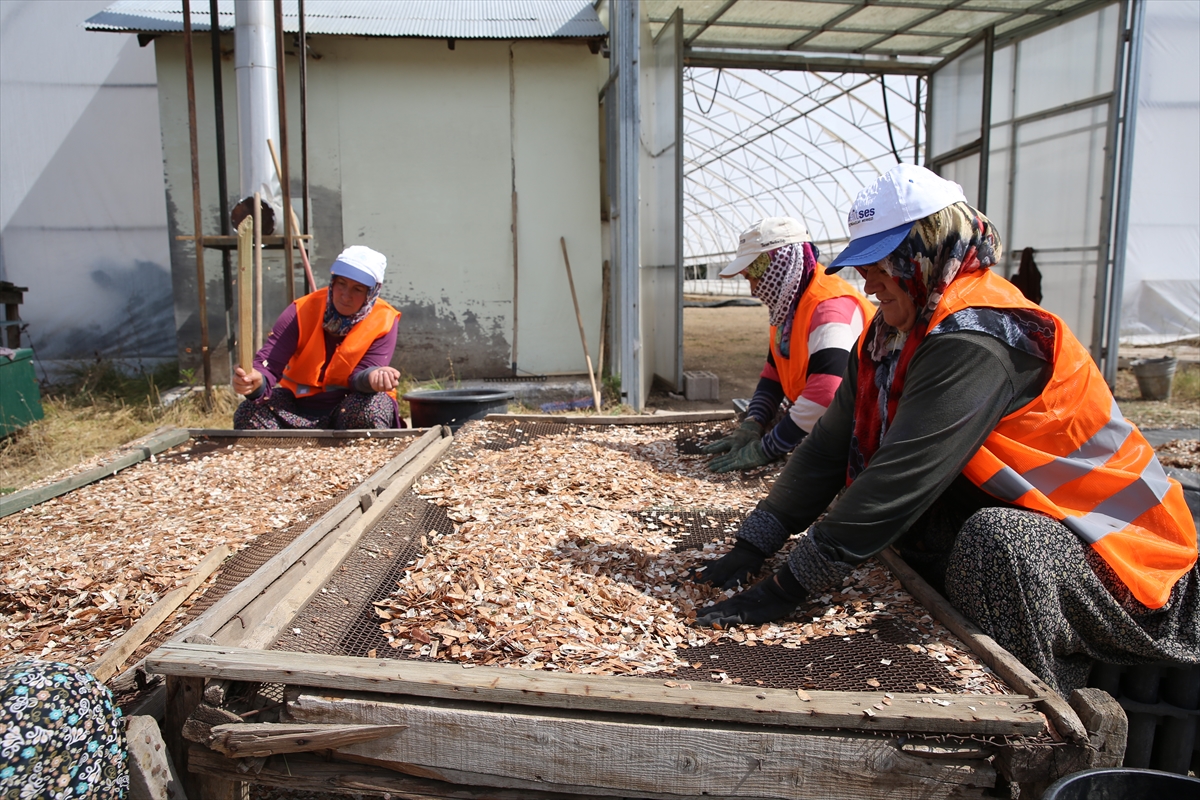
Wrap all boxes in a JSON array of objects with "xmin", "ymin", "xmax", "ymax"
[
  {"xmin": 930, "ymin": 5, "xmax": 1120, "ymax": 346},
  {"xmin": 1120, "ymin": 0, "xmax": 1200, "ymax": 345},
  {"xmin": 0, "ymin": 0, "xmax": 174, "ymax": 371}
]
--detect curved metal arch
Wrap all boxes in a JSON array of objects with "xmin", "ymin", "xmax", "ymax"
[{"xmin": 681, "ymin": 67, "xmax": 923, "ymax": 266}]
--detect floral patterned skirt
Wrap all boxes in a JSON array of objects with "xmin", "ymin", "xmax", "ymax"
[{"xmin": 0, "ymin": 661, "xmax": 128, "ymax": 799}]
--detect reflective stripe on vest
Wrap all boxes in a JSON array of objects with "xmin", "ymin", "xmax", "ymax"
[
  {"xmin": 768, "ymin": 265, "xmax": 875, "ymax": 401},
  {"xmin": 934, "ymin": 270, "xmax": 1196, "ymax": 609}
]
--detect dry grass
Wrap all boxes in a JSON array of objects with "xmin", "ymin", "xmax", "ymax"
[
  {"xmin": 0, "ymin": 362, "xmax": 236, "ymax": 494},
  {"xmin": 1112, "ymin": 362, "xmax": 1200, "ymax": 430}
]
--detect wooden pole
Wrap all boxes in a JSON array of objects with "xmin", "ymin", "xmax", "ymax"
[
  {"xmin": 236, "ymin": 217, "xmax": 254, "ymax": 371},
  {"xmin": 253, "ymin": 192, "xmax": 263, "ymax": 351},
  {"xmin": 560, "ymin": 237, "xmax": 602, "ymax": 412},
  {"xmin": 268, "ymin": 138, "xmax": 316, "ymax": 293},
  {"xmin": 181, "ymin": 0, "xmax": 212, "ymax": 405}
]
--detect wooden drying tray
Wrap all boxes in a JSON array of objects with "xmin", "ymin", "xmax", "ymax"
[
  {"xmin": 141, "ymin": 413, "xmax": 1125, "ymax": 800},
  {"xmin": 0, "ymin": 427, "xmax": 422, "ymax": 519}
]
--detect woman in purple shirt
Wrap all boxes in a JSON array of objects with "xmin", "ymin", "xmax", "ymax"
[{"xmin": 231, "ymin": 246, "xmax": 404, "ymax": 429}]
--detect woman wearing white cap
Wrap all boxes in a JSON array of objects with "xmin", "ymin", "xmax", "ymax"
[
  {"xmin": 701, "ymin": 217, "xmax": 874, "ymax": 473},
  {"xmin": 690, "ymin": 165, "xmax": 1198, "ymax": 697},
  {"xmin": 232, "ymin": 245, "xmax": 404, "ymax": 429}
]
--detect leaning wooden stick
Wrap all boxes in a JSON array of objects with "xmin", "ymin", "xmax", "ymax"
[
  {"xmin": 236, "ymin": 216, "xmax": 254, "ymax": 372},
  {"xmin": 267, "ymin": 138, "xmax": 317, "ymax": 294},
  {"xmin": 560, "ymin": 237, "xmax": 602, "ymax": 412}
]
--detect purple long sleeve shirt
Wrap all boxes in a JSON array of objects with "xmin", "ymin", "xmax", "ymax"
[{"xmin": 249, "ymin": 302, "xmax": 399, "ymax": 413}]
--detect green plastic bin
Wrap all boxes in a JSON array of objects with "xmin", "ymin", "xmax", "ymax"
[{"xmin": 0, "ymin": 348, "xmax": 43, "ymax": 436}]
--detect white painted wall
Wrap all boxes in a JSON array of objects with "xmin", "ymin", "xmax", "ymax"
[{"xmin": 154, "ymin": 33, "xmax": 603, "ymax": 381}]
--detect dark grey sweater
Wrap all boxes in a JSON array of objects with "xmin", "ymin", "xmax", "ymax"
[{"xmin": 758, "ymin": 330, "xmax": 1053, "ymax": 592}]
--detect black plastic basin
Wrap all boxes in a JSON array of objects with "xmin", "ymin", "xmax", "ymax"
[
  {"xmin": 1041, "ymin": 767, "xmax": 1200, "ymax": 800},
  {"xmin": 402, "ymin": 388, "xmax": 514, "ymax": 431}
]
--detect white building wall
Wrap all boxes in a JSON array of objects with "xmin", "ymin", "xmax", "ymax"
[
  {"xmin": 0, "ymin": 0, "xmax": 173, "ymax": 371},
  {"xmin": 154, "ymin": 33, "xmax": 603, "ymax": 381}
]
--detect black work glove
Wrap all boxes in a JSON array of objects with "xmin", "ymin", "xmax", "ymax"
[
  {"xmin": 693, "ymin": 567, "xmax": 808, "ymax": 628},
  {"xmin": 689, "ymin": 540, "xmax": 766, "ymax": 590},
  {"xmin": 707, "ymin": 438, "xmax": 773, "ymax": 473},
  {"xmin": 701, "ymin": 418, "xmax": 763, "ymax": 455}
]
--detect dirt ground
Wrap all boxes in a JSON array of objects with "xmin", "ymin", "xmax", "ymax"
[{"xmin": 647, "ymin": 300, "xmax": 770, "ymax": 412}]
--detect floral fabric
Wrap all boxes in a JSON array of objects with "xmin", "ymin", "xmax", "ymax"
[{"xmin": 0, "ymin": 660, "xmax": 128, "ymax": 799}]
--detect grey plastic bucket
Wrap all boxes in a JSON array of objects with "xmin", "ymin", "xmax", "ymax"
[
  {"xmin": 1041, "ymin": 767, "xmax": 1200, "ymax": 800},
  {"xmin": 1131, "ymin": 356, "xmax": 1177, "ymax": 401},
  {"xmin": 402, "ymin": 388, "xmax": 513, "ymax": 431}
]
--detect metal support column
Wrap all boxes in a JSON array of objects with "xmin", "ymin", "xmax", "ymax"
[
  {"xmin": 1091, "ymin": 0, "xmax": 1134, "ymax": 372},
  {"xmin": 1104, "ymin": 0, "xmax": 1146, "ymax": 386},
  {"xmin": 614, "ymin": 0, "xmax": 641, "ymax": 409},
  {"xmin": 977, "ymin": 28, "xmax": 994, "ymax": 212}
]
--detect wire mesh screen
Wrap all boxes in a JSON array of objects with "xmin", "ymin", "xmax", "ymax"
[{"xmin": 263, "ymin": 422, "xmax": 1007, "ymax": 695}]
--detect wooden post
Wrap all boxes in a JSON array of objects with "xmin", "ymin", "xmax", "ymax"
[
  {"xmin": 253, "ymin": 193, "xmax": 263, "ymax": 352},
  {"xmin": 164, "ymin": 675, "xmax": 205, "ymax": 799},
  {"xmin": 236, "ymin": 217, "xmax": 254, "ymax": 372}
]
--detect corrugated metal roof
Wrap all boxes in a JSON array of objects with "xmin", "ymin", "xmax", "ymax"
[{"xmin": 84, "ymin": 0, "xmax": 607, "ymax": 39}]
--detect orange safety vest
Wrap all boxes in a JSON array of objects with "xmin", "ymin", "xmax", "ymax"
[
  {"xmin": 929, "ymin": 270, "xmax": 1196, "ymax": 609},
  {"xmin": 279, "ymin": 288, "xmax": 401, "ymax": 400},
  {"xmin": 769, "ymin": 265, "xmax": 875, "ymax": 401}
]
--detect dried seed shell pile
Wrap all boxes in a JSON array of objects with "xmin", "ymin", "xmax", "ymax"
[
  {"xmin": 380, "ymin": 421, "xmax": 1009, "ymax": 694},
  {"xmin": 1, "ymin": 438, "xmax": 406, "ymax": 667}
]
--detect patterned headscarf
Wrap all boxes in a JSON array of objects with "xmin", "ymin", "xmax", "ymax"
[
  {"xmin": 847, "ymin": 201, "xmax": 1002, "ymax": 482},
  {"xmin": 322, "ymin": 277, "xmax": 382, "ymax": 338},
  {"xmin": 749, "ymin": 242, "xmax": 821, "ymax": 359}
]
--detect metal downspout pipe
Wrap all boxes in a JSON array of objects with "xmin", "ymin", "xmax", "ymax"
[{"xmin": 234, "ymin": 0, "xmax": 281, "ymax": 219}]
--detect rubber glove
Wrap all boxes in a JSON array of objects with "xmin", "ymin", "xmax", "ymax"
[
  {"xmin": 701, "ymin": 418, "xmax": 764, "ymax": 455},
  {"xmin": 693, "ymin": 567, "xmax": 808, "ymax": 628},
  {"xmin": 689, "ymin": 540, "xmax": 766, "ymax": 590},
  {"xmin": 708, "ymin": 438, "xmax": 772, "ymax": 473}
]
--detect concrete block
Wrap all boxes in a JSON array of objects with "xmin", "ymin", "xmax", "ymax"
[
  {"xmin": 127, "ymin": 715, "xmax": 188, "ymax": 800},
  {"xmin": 683, "ymin": 370, "xmax": 719, "ymax": 401}
]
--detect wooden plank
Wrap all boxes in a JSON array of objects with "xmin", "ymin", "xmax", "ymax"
[
  {"xmin": 166, "ymin": 426, "xmax": 448, "ymax": 647},
  {"xmin": 165, "ymin": 675, "xmax": 205, "ymax": 800},
  {"xmin": 484, "ymin": 411, "xmax": 735, "ymax": 425},
  {"xmin": 146, "ymin": 643, "xmax": 1044, "ymax": 737},
  {"xmin": 289, "ymin": 689, "xmax": 996, "ymax": 800},
  {"xmin": 208, "ymin": 722, "xmax": 408, "ymax": 757},
  {"xmin": 187, "ymin": 747, "xmax": 596, "ymax": 800},
  {"xmin": 0, "ymin": 427, "xmax": 191, "ymax": 517},
  {"xmin": 236, "ymin": 216, "xmax": 254, "ymax": 371},
  {"xmin": 93, "ymin": 544, "xmax": 230, "ymax": 684},
  {"xmin": 877, "ymin": 547, "xmax": 1089, "ymax": 744},
  {"xmin": 187, "ymin": 428, "xmax": 421, "ymax": 439},
  {"xmin": 233, "ymin": 435, "xmax": 454, "ymax": 649}
]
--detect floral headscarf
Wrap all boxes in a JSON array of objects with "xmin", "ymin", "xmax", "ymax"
[
  {"xmin": 748, "ymin": 242, "xmax": 821, "ymax": 359},
  {"xmin": 847, "ymin": 201, "xmax": 1002, "ymax": 481},
  {"xmin": 322, "ymin": 277, "xmax": 382, "ymax": 338}
]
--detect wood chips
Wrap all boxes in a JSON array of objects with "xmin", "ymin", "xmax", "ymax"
[
  {"xmin": 378, "ymin": 421, "xmax": 1009, "ymax": 694},
  {"xmin": 0, "ymin": 437, "xmax": 407, "ymax": 669}
]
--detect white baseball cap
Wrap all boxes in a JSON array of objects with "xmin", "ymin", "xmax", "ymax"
[
  {"xmin": 719, "ymin": 217, "xmax": 812, "ymax": 277},
  {"xmin": 828, "ymin": 165, "xmax": 966, "ymax": 272},
  {"xmin": 331, "ymin": 245, "xmax": 387, "ymax": 287}
]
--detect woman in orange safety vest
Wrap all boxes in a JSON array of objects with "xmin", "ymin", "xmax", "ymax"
[
  {"xmin": 690, "ymin": 165, "xmax": 1198, "ymax": 696},
  {"xmin": 232, "ymin": 245, "xmax": 403, "ymax": 430},
  {"xmin": 701, "ymin": 217, "xmax": 874, "ymax": 473}
]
